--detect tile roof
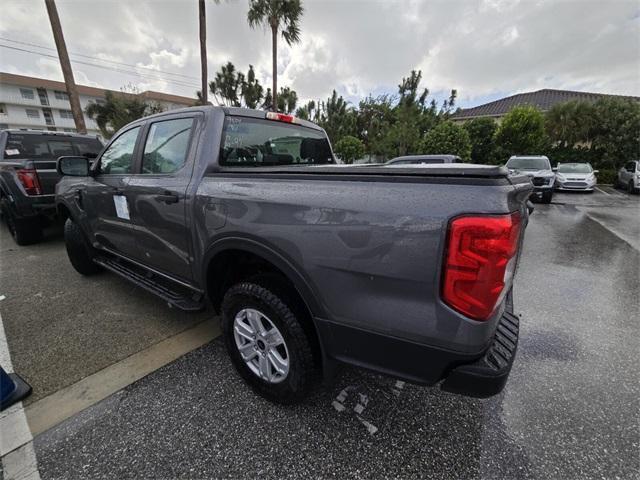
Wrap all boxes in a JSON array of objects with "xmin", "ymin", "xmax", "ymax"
[{"xmin": 451, "ymin": 89, "xmax": 639, "ymax": 120}]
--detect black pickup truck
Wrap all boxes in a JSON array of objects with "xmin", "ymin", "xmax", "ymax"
[
  {"xmin": 0, "ymin": 130, "xmax": 103, "ymax": 244},
  {"xmin": 56, "ymin": 106, "xmax": 532, "ymax": 403}
]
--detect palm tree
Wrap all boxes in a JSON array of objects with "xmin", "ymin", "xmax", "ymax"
[
  {"xmin": 247, "ymin": 0, "xmax": 303, "ymax": 112},
  {"xmin": 199, "ymin": 0, "xmax": 208, "ymax": 105},
  {"xmin": 198, "ymin": 0, "xmax": 223, "ymax": 105}
]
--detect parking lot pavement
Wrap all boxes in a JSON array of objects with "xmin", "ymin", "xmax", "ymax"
[
  {"xmin": 18, "ymin": 188, "xmax": 638, "ymax": 479},
  {"xmin": 0, "ymin": 222, "xmax": 210, "ymax": 405}
]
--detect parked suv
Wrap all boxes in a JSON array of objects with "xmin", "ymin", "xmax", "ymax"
[
  {"xmin": 614, "ymin": 160, "xmax": 639, "ymax": 194},
  {"xmin": 0, "ymin": 130, "xmax": 103, "ymax": 244},
  {"xmin": 505, "ymin": 155, "xmax": 555, "ymax": 203}
]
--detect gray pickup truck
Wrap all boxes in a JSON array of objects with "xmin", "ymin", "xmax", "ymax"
[{"xmin": 56, "ymin": 106, "xmax": 532, "ymax": 403}]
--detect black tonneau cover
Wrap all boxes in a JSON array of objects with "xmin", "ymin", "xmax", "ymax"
[{"xmin": 220, "ymin": 163, "xmax": 510, "ymax": 179}]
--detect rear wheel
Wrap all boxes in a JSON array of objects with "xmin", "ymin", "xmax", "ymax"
[
  {"xmin": 629, "ymin": 181, "xmax": 638, "ymax": 194},
  {"xmin": 0, "ymin": 199, "xmax": 42, "ymax": 245},
  {"xmin": 64, "ymin": 218, "xmax": 102, "ymax": 275},
  {"xmin": 221, "ymin": 278, "xmax": 316, "ymax": 404}
]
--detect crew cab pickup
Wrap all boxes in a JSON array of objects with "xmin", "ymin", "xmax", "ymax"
[{"xmin": 56, "ymin": 106, "xmax": 532, "ymax": 403}]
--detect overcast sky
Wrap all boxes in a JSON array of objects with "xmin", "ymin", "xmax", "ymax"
[{"xmin": 1, "ymin": 0, "xmax": 638, "ymax": 109}]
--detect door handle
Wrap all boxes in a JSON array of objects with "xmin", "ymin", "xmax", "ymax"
[{"xmin": 155, "ymin": 191, "xmax": 180, "ymax": 204}]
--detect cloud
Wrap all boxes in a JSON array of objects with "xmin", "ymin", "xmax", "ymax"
[{"xmin": 0, "ymin": 0, "xmax": 637, "ymax": 109}]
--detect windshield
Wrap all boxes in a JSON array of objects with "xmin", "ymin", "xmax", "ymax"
[
  {"xmin": 4, "ymin": 133, "xmax": 103, "ymax": 160},
  {"xmin": 557, "ymin": 163, "xmax": 592, "ymax": 174},
  {"xmin": 506, "ymin": 157, "xmax": 550, "ymax": 171},
  {"xmin": 220, "ymin": 116, "xmax": 334, "ymax": 167}
]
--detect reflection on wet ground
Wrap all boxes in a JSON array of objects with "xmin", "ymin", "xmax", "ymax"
[{"xmin": 25, "ymin": 190, "xmax": 640, "ymax": 478}]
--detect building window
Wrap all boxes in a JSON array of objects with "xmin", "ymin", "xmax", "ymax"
[
  {"xmin": 59, "ymin": 109, "xmax": 74, "ymax": 119},
  {"xmin": 54, "ymin": 90, "xmax": 69, "ymax": 101},
  {"xmin": 0, "ymin": 103, "xmax": 6, "ymax": 114},
  {"xmin": 20, "ymin": 88, "xmax": 35, "ymax": 100},
  {"xmin": 25, "ymin": 108, "xmax": 40, "ymax": 119},
  {"xmin": 37, "ymin": 88, "xmax": 49, "ymax": 106},
  {"xmin": 64, "ymin": 128, "xmax": 75, "ymax": 132},
  {"xmin": 43, "ymin": 109, "xmax": 55, "ymax": 126},
  {"xmin": 0, "ymin": 123, "xmax": 9, "ymax": 130}
]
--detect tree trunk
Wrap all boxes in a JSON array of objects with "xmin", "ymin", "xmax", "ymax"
[
  {"xmin": 44, "ymin": 0, "xmax": 87, "ymax": 134},
  {"xmin": 199, "ymin": 0, "xmax": 208, "ymax": 105},
  {"xmin": 271, "ymin": 24, "xmax": 277, "ymax": 111}
]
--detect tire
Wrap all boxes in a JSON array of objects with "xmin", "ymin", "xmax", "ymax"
[
  {"xmin": 64, "ymin": 218, "xmax": 102, "ymax": 275},
  {"xmin": 541, "ymin": 191, "xmax": 553, "ymax": 204},
  {"xmin": 221, "ymin": 278, "xmax": 316, "ymax": 404},
  {"xmin": 629, "ymin": 181, "xmax": 638, "ymax": 195},
  {"xmin": 0, "ymin": 199, "xmax": 42, "ymax": 246}
]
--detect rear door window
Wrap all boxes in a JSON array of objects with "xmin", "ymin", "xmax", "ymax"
[{"xmin": 220, "ymin": 117, "xmax": 334, "ymax": 167}]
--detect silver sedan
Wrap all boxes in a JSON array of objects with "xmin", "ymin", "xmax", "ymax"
[{"xmin": 554, "ymin": 163, "xmax": 597, "ymax": 192}]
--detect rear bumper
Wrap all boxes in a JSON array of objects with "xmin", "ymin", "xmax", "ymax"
[
  {"xmin": 317, "ymin": 309, "xmax": 520, "ymax": 399},
  {"xmin": 5, "ymin": 193, "xmax": 56, "ymax": 218},
  {"xmin": 441, "ymin": 311, "xmax": 519, "ymax": 398}
]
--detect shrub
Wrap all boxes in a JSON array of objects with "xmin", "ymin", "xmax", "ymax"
[
  {"xmin": 595, "ymin": 168, "xmax": 616, "ymax": 185},
  {"xmin": 334, "ymin": 135, "xmax": 365, "ymax": 164},
  {"xmin": 421, "ymin": 121, "xmax": 472, "ymax": 161}
]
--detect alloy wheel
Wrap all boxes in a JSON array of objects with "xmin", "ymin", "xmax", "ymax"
[{"xmin": 233, "ymin": 308, "xmax": 290, "ymax": 383}]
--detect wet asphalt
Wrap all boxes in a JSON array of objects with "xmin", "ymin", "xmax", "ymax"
[
  {"xmin": 3, "ymin": 187, "xmax": 640, "ymax": 479},
  {"xmin": 0, "ymin": 221, "xmax": 209, "ymax": 404}
]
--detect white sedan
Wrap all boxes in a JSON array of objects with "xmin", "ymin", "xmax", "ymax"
[{"xmin": 554, "ymin": 163, "xmax": 597, "ymax": 192}]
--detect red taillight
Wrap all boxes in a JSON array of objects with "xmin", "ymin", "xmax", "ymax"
[
  {"xmin": 16, "ymin": 168, "xmax": 42, "ymax": 195},
  {"xmin": 266, "ymin": 112, "xmax": 295, "ymax": 123},
  {"xmin": 442, "ymin": 212, "xmax": 522, "ymax": 321}
]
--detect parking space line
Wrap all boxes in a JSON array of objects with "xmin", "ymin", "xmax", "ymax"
[
  {"xmin": 25, "ymin": 317, "xmax": 220, "ymax": 437},
  {"xmin": 595, "ymin": 186, "xmax": 610, "ymax": 196},
  {"xmin": 0, "ymin": 311, "xmax": 41, "ymax": 480}
]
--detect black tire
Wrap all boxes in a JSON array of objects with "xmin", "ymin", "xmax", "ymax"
[
  {"xmin": 64, "ymin": 218, "xmax": 102, "ymax": 275},
  {"xmin": 629, "ymin": 181, "xmax": 638, "ymax": 195},
  {"xmin": 541, "ymin": 191, "xmax": 553, "ymax": 204},
  {"xmin": 0, "ymin": 199, "xmax": 42, "ymax": 246},
  {"xmin": 221, "ymin": 278, "xmax": 316, "ymax": 404}
]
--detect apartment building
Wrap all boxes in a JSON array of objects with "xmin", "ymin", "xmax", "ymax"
[{"xmin": 0, "ymin": 72, "xmax": 196, "ymax": 137}]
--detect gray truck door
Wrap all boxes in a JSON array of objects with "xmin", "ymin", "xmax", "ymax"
[
  {"xmin": 82, "ymin": 125, "xmax": 141, "ymax": 258},
  {"xmin": 125, "ymin": 115, "xmax": 198, "ymax": 282}
]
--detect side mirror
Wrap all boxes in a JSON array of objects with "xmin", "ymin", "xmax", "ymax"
[
  {"xmin": 552, "ymin": 167, "xmax": 557, "ymax": 172},
  {"xmin": 57, "ymin": 156, "xmax": 90, "ymax": 176}
]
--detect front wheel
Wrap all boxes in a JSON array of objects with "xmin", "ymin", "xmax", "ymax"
[
  {"xmin": 64, "ymin": 218, "xmax": 102, "ymax": 275},
  {"xmin": 541, "ymin": 191, "xmax": 553, "ymax": 204},
  {"xmin": 629, "ymin": 181, "xmax": 638, "ymax": 194},
  {"xmin": 221, "ymin": 280, "xmax": 316, "ymax": 404}
]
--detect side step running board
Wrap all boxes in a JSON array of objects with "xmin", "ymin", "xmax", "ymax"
[{"xmin": 94, "ymin": 256, "xmax": 205, "ymax": 312}]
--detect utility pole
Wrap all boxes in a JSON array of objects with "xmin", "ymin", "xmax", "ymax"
[
  {"xmin": 44, "ymin": 0, "xmax": 87, "ymax": 134},
  {"xmin": 199, "ymin": 0, "xmax": 208, "ymax": 105}
]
